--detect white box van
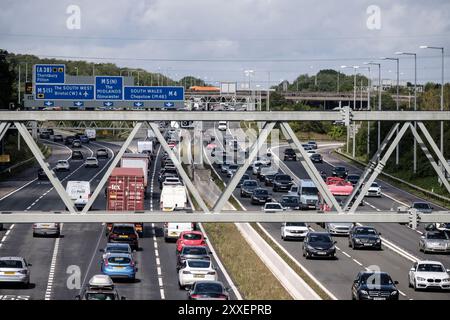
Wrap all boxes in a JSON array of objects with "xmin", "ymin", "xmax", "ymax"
[
  {"xmin": 160, "ymin": 185, "xmax": 187, "ymax": 211},
  {"xmin": 164, "ymin": 222, "xmax": 194, "ymax": 242},
  {"xmin": 66, "ymin": 181, "xmax": 91, "ymax": 210},
  {"xmin": 85, "ymin": 129, "xmax": 96, "ymax": 141},
  {"xmin": 218, "ymin": 121, "xmax": 227, "ymax": 131}
]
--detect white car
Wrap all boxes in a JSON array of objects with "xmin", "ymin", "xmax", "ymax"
[
  {"xmin": 84, "ymin": 157, "xmax": 99, "ymax": 168},
  {"xmin": 408, "ymin": 260, "xmax": 450, "ymax": 291},
  {"xmin": 365, "ymin": 182, "xmax": 381, "ymax": 197},
  {"xmin": 217, "ymin": 121, "xmax": 227, "ymax": 131},
  {"xmin": 178, "ymin": 259, "xmax": 218, "ymax": 289},
  {"xmin": 325, "ymin": 222, "xmax": 354, "ymax": 236},
  {"xmin": 263, "ymin": 202, "xmax": 285, "ymax": 213},
  {"xmin": 55, "ymin": 160, "xmax": 70, "ymax": 171},
  {"xmin": 281, "ymin": 222, "xmax": 309, "ymax": 241},
  {"xmin": 306, "ymin": 150, "xmax": 316, "ymax": 157},
  {"xmin": 162, "ymin": 177, "xmax": 182, "ymax": 186},
  {"xmin": 33, "ymin": 223, "xmax": 60, "ymax": 237}
]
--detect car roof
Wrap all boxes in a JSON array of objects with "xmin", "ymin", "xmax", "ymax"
[
  {"xmin": 106, "ymin": 243, "xmax": 130, "ymax": 248},
  {"xmin": 193, "ymin": 280, "xmax": 224, "ymax": 286},
  {"xmin": 417, "ymin": 260, "xmax": 444, "ymax": 265},
  {"xmin": 112, "ymin": 223, "xmax": 135, "ymax": 227},
  {"xmin": 0, "ymin": 256, "xmax": 25, "ymax": 261},
  {"xmin": 105, "ymin": 252, "xmax": 132, "ymax": 258},
  {"xmin": 181, "ymin": 230, "xmax": 203, "ymax": 236},
  {"xmin": 360, "ymin": 271, "xmax": 390, "ymax": 276}
]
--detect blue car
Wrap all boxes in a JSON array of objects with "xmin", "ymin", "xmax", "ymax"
[
  {"xmin": 100, "ymin": 243, "xmax": 133, "ymax": 259},
  {"xmin": 79, "ymin": 135, "xmax": 90, "ymax": 144},
  {"xmin": 101, "ymin": 253, "xmax": 137, "ymax": 281}
]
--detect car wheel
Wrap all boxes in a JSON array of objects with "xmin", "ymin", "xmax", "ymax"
[
  {"xmin": 348, "ymin": 241, "xmax": 352, "ymax": 248},
  {"xmin": 408, "ymin": 277, "xmax": 413, "ymax": 288},
  {"xmin": 414, "ymin": 280, "xmax": 418, "ymax": 291}
]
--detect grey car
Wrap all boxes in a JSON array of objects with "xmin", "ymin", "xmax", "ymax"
[
  {"xmin": 411, "ymin": 202, "xmax": 433, "ymax": 214},
  {"xmin": 0, "ymin": 257, "xmax": 31, "ymax": 287},
  {"xmin": 419, "ymin": 231, "xmax": 450, "ymax": 253}
]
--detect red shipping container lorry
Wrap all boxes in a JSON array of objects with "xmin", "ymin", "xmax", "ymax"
[{"xmin": 107, "ymin": 167, "xmax": 145, "ymax": 237}]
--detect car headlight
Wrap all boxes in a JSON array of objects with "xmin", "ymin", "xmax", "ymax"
[
  {"xmin": 360, "ymin": 290, "xmax": 368, "ymax": 295},
  {"xmin": 442, "ymin": 278, "xmax": 450, "ymax": 282},
  {"xmin": 416, "ymin": 277, "xmax": 426, "ymax": 281},
  {"xmin": 354, "ymin": 238, "xmax": 362, "ymax": 243},
  {"xmin": 330, "ymin": 245, "xmax": 336, "ymax": 251},
  {"xmin": 376, "ymin": 239, "xmax": 381, "ymax": 243},
  {"xmin": 390, "ymin": 290, "xmax": 398, "ymax": 296}
]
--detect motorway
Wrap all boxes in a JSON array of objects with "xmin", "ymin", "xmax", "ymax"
[
  {"xmin": 205, "ymin": 121, "xmax": 450, "ymax": 300},
  {"xmin": 0, "ymin": 134, "xmax": 235, "ymax": 300}
]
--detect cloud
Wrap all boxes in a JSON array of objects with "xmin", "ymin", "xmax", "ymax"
[{"xmin": 1, "ymin": 0, "xmax": 449, "ymax": 85}]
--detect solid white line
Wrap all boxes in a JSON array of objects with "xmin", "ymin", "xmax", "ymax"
[{"xmin": 399, "ymin": 290, "xmax": 407, "ymax": 297}]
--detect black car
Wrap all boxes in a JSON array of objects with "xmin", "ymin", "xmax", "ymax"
[
  {"xmin": 37, "ymin": 168, "xmax": 49, "ymax": 180},
  {"xmin": 46, "ymin": 128, "xmax": 54, "ymax": 136},
  {"xmin": 272, "ymin": 174, "xmax": 293, "ymax": 192},
  {"xmin": 279, "ymin": 195, "xmax": 301, "ymax": 210},
  {"xmin": 302, "ymin": 232, "xmax": 336, "ymax": 259},
  {"xmin": 240, "ymin": 180, "xmax": 259, "ymax": 197},
  {"xmin": 332, "ymin": 166, "xmax": 348, "ymax": 178},
  {"xmin": 348, "ymin": 226, "xmax": 382, "ymax": 250},
  {"xmin": 347, "ymin": 174, "xmax": 360, "ymax": 186},
  {"xmin": 188, "ymin": 281, "xmax": 230, "ymax": 300},
  {"xmin": 107, "ymin": 224, "xmax": 139, "ymax": 251},
  {"xmin": 53, "ymin": 134, "xmax": 63, "ymax": 142},
  {"xmin": 284, "ymin": 148, "xmax": 297, "ymax": 161},
  {"xmin": 251, "ymin": 188, "xmax": 271, "ymax": 204},
  {"xmin": 237, "ymin": 174, "xmax": 250, "ymax": 188},
  {"xmin": 310, "ymin": 153, "xmax": 323, "ymax": 163},
  {"xmin": 65, "ymin": 136, "xmax": 76, "ymax": 145},
  {"xmin": 264, "ymin": 173, "xmax": 277, "ymax": 186},
  {"xmin": 71, "ymin": 150, "xmax": 84, "ymax": 160},
  {"xmin": 177, "ymin": 246, "xmax": 211, "ymax": 271},
  {"xmin": 72, "ymin": 139, "xmax": 82, "ymax": 148},
  {"xmin": 96, "ymin": 148, "xmax": 109, "ymax": 159},
  {"xmin": 39, "ymin": 131, "xmax": 50, "ymax": 139},
  {"xmin": 351, "ymin": 271, "xmax": 399, "ymax": 300}
]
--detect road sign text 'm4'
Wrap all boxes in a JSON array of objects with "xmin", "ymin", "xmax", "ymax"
[{"xmin": 124, "ymin": 86, "xmax": 184, "ymax": 101}]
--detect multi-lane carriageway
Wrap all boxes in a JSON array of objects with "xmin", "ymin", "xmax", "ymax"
[
  {"xmin": 205, "ymin": 121, "xmax": 450, "ymax": 300},
  {"xmin": 0, "ymin": 137, "xmax": 235, "ymax": 300}
]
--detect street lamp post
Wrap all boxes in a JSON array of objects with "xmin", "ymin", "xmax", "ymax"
[
  {"xmin": 364, "ymin": 62, "xmax": 382, "ymax": 158},
  {"xmin": 396, "ymin": 51, "xmax": 417, "ymax": 174},
  {"xmin": 341, "ymin": 65, "xmax": 360, "ymax": 157},
  {"xmin": 420, "ymin": 45, "xmax": 445, "ymax": 182},
  {"xmin": 75, "ymin": 67, "xmax": 79, "ymax": 76},
  {"xmin": 381, "ymin": 57, "xmax": 400, "ymax": 165}
]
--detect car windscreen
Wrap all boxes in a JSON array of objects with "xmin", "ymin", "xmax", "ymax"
[
  {"xmin": 308, "ymin": 234, "xmax": 332, "ymax": 243},
  {"xmin": 275, "ymin": 175, "xmax": 291, "ymax": 181},
  {"xmin": 0, "ymin": 260, "xmax": 23, "ymax": 268},
  {"xmin": 254, "ymin": 189, "xmax": 269, "ymax": 195},
  {"xmin": 86, "ymin": 293, "xmax": 116, "ymax": 300},
  {"xmin": 427, "ymin": 232, "xmax": 448, "ymax": 240},
  {"xmin": 286, "ymin": 222, "xmax": 306, "ymax": 227},
  {"xmin": 371, "ymin": 183, "xmax": 379, "ymax": 187},
  {"xmin": 182, "ymin": 247, "xmax": 207, "ymax": 255},
  {"xmin": 360, "ymin": 273, "xmax": 394, "ymax": 286},
  {"xmin": 335, "ymin": 167, "xmax": 346, "ymax": 171},
  {"xmin": 417, "ymin": 264, "xmax": 445, "ymax": 272},
  {"xmin": 107, "ymin": 256, "xmax": 131, "ymax": 264},
  {"xmin": 187, "ymin": 260, "xmax": 211, "ymax": 269},
  {"xmin": 240, "ymin": 175, "xmax": 250, "ymax": 181},
  {"xmin": 195, "ymin": 283, "xmax": 223, "ymax": 294},
  {"xmin": 282, "ymin": 197, "xmax": 299, "ymax": 203},
  {"xmin": 228, "ymin": 165, "xmax": 238, "ymax": 170},
  {"xmin": 354, "ymin": 228, "xmax": 377, "ymax": 235},
  {"xmin": 112, "ymin": 226, "xmax": 135, "ymax": 234},
  {"xmin": 106, "ymin": 245, "xmax": 129, "ymax": 253},
  {"xmin": 183, "ymin": 233, "xmax": 202, "ymax": 240},
  {"xmin": 302, "ymin": 187, "xmax": 318, "ymax": 195},
  {"xmin": 243, "ymin": 181, "xmax": 257, "ymax": 187},
  {"xmin": 414, "ymin": 203, "xmax": 430, "ymax": 209},
  {"xmin": 266, "ymin": 204, "xmax": 282, "ymax": 209}
]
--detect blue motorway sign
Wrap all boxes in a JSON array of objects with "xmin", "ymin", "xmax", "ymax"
[
  {"xmin": 95, "ymin": 76, "xmax": 123, "ymax": 100},
  {"xmin": 124, "ymin": 86, "xmax": 184, "ymax": 101},
  {"xmin": 35, "ymin": 64, "xmax": 65, "ymax": 84},
  {"xmin": 35, "ymin": 84, "xmax": 94, "ymax": 100}
]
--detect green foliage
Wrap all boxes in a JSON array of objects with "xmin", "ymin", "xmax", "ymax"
[{"xmin": 0, "ymin": 49, "xmax": 15, "ymax": 109}]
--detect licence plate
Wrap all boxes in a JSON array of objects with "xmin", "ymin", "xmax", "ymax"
[
  {"xmin": 364, "ymin": 243, "xmax": 372, "ymax": 246},
  {"xmin": 194, "ymin": 274, "xmax": 205, "ymax": 278},
  {"xmin": 114, "ymin": 266, "xmax": 125, "ymax": 269},
  {"xmin": 170, "ymin": 232, "xmax": 178, "ymax": 236},
  {"xmin": 4, "ymin": 272, "xmax": 15, "ymax": 275},
  {"xmin": 373, "ymin": 297, "xmax": 386, "ymax": 300},
  {"xmin": 119, "ymin": 235, "xmax": 128, "ymax": 239},
  {"xmin": 317, "ymin": 251, "xmax": 326, "ymax": 255}
]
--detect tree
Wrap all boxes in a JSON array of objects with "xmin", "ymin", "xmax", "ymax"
[{"xmin": 0, "ymin": 49, "xmax": 15, "ymax": 109}]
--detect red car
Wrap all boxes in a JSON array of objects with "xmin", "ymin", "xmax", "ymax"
[{"xmin": 176, "ymin": 231, "xmax": 207, "ymax": 253}]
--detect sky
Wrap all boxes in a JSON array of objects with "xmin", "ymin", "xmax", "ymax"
[{"xmin": 1, "ymin": 0, "xmax": 450, "ymax": 88}]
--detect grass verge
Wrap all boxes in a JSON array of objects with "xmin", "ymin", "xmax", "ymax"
[{"xmin": 186, "ymin": 164, "xmax": 292, "ymax": 299}]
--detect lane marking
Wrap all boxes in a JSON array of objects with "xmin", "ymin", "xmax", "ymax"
[
  {"xmin": 342, "ymin": 251, "xmax": 351, "ymax": 258},
  {"xmin": 44, "ymin": 226, "xmax": 62, "ymax": 300},
  {"xmin": 352, "ymin": 258, "xmax": 363, "ymax": 266}
]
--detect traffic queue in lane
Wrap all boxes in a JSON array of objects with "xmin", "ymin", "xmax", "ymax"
[{"xmin": 211, "ymin": 127, "xmax": 450, "ymax": 299}]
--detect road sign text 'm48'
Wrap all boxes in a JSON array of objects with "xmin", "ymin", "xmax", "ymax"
[{"xmin": 124, "ymin": 86, "xmax": 184, "ymax": 101}]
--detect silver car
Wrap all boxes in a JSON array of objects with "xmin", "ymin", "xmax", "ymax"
[
  {"xmin": 33, "ymin": 223, "xmax": 61, "ymax": 237},
  {"xmin": 85, "ymin": 157, "xmax": 99, "ymax": 168},
  {"xmin": 55, "ymin": 160, "xmax": 70, "ymax": 171},
  {"xmin": 0, "ymin": 257, "xmax": 31, "ymax": 287},
  {"xmin": 419, "ymin": 231, "xmax": 450, "ymax": 253},
  {"xmin": 326, "ymin": 222, "xmax": 354, "ymax": 236}
]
